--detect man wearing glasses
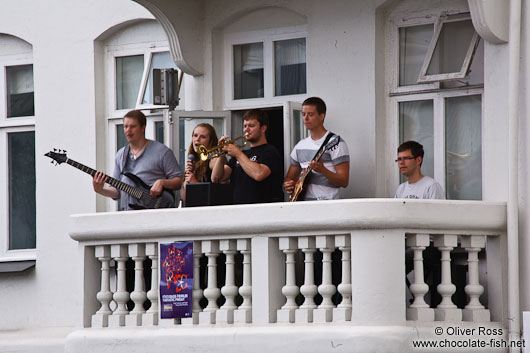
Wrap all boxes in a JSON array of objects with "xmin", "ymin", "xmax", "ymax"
[{"xmin": 394, "ymin": 140, "xmax": 444, "ymax": 199}]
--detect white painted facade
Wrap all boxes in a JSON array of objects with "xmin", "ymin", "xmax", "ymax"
[{"xmin": 0, "ymin": 0, "xmax": 528, "ymax": 352}]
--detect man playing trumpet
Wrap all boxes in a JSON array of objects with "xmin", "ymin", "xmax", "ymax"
[{"xmin": 213, "ymin": 109, "xmax": 283, "ymax": 204}]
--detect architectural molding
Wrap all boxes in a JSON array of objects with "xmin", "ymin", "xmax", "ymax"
[
  {"xmin": 468, "ymin": 0, "xmax": 509, "ymax": 44},
  {"xmin": 133, "ymin": 0, "xmax": 204, "ymax": 76}
]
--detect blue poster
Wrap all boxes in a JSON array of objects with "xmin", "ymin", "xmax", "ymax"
[{"xmin": 160, "ymin": 241, "xmax": 194, "ymax": 319}]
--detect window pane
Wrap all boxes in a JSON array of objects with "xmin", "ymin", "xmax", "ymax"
[
  {"xmin": 399, "ymin": 24, "xmax": 433, "ymax": 86},
  {"xmin": 116, "ymin": 55, "xmax": 144, "ymax": 110},
  {"xmin": 178, "ymin": 118, "xmax": 224, "ymax": 164},
  {"xmin": 8, "ymin": 131, "xmax": 36, "ymax": 249},
  {"xmin": 399, "ymin": 100, "xmax": 434, "ymax": 180},
  {"xmin": 445, "ymin": 95, "xmax": 482, "ymax": 200},
  {"xmin": 7, "ymin": 65, "xmax": 34, "ymax": 118},
  {"xmin": 234, "ymin": 43, "xmax": 264, "ymax": 99},
  {"xmin": 142, "ymin": 51, "xmax": 177, "ymax": 105},
  {"xmin": 427, "ymin": 19, "xmax": 475, "ymax": 75},
  {"xmin": 275, "ymin": 38, "xmax": 306, "ymax": 96},
  {"xmin": 116, "ymin": 124, "xmax": 127, "ymax": 151},
  {"xmin": 155, "ymin": 121, "xmax": 164, "ymax": 144}
]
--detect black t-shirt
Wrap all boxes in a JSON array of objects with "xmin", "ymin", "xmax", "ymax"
[{"xmin": 227, "ymin": 143, "xmax": 283, "ymax": 204}]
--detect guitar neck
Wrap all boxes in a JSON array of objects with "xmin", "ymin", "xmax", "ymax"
[{"xmin": 65, "ymin": 158, "xmax": 141, "ymax": 196}]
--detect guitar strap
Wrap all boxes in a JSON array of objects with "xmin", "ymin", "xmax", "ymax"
[
  {"xmin": 121, "ymin": 144, "xmax": 131, "ymax": 174},
  {"xmin": 312, "ymin": 132, "xmax": 336, "ymax": 160}
]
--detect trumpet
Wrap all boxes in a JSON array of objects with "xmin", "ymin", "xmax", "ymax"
[{"xmin": 197, "ymin": 134, "xmax": 248, "ymax": 161}]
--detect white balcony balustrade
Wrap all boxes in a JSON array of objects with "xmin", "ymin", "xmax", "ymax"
[{"xmin": 70, "ymin": 199, "xmax": 506, "ymax": 331}]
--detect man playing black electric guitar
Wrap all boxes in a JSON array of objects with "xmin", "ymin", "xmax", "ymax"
[
  {"xmin": 283, "ymin": 97, "xmax": 350, "ymax": 201},
  {"xmin": 93, "ymin": 110, "xmax": 183, "ymax": 210}
]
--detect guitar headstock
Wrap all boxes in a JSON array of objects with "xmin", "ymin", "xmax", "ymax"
[
  {"xmin": 325, "ymin": 134, "xmax": 340, "ymax": 151},
  {"xmin": 45, "ymin": 149, "xmax": 68, "ymax": 165}
]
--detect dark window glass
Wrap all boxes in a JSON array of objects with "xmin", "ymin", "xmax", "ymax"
[{"xmin": 8, "ymin": 131, "xmax": 36, "ymax": 249}]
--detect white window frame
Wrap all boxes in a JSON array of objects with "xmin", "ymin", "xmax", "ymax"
[
  {"xmin": 388, "ymin": 14, "xmax": 440, "ymax": 95},
  {"xmin": 417, "ymin": 14, "xmax": 480, "ymax": 83},
  {"xmin": 388, "ymin": 88, "xmax": 483, "ymax": 197},
  {"xmin": 223, "ymin": 25, "xmax": 308, "ymax": 109},
  {"xmin": 386, "ymin": 5, "xmax": 484, "ymax": 199},
  {"xmin": 0, "ymin": 125, "xmax": 36, "ymax": 262},
  {"xmin": 0, "ymin": 43, "xmax": 35, "ymax": 261}
]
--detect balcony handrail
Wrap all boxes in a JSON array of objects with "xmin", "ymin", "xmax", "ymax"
[{"xmin": 69, "ymin": 199, "xmax": 506, "ymax": 243}]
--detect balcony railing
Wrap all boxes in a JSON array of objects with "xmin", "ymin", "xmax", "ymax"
[{"xmin": 69, "ymin": 199, "xmax": 507, "ymax": 329}]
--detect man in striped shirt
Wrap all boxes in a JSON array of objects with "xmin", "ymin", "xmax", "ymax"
[{"xmin": 283, "ymin": 97, "xmax": 350, "ymax": 200}]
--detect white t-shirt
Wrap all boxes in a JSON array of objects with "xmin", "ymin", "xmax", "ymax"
[
  {"xmin": 290, "ymin": 132, "xmax": 350, "ymax": 200},
  {"xmin": 394, "ymin": 176, "xmax": 445, "ymax": 200}
]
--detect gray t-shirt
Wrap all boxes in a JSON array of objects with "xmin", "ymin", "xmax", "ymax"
[
  {"xmin": 113, "ymin": 140, "xmax": 182, "ymax": 210},
  {"xmin": 394, "ymin": 176, "xmax": 445, "ymax": 200}
]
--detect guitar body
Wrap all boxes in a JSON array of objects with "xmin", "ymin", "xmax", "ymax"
[
  {"xmin": 123, "ymin": 172, "xmax": 175, "ymax": 209},
  {"xmin": 289, "ymin": 170, "xmax": 310, "ymax": 202}
]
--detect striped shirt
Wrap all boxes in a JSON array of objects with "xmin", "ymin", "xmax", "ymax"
[{"xmin": 290, "ymin": 132, "xmax": 350, "ymax": 200}]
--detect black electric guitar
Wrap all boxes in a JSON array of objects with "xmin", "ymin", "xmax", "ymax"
[
  {"xmin": 45, "ymin": 149, "xmax": 175, "ymax": 209},
  {"xmin": 290, "ymin": 134, "xmax": 340, "ymax": 202}
]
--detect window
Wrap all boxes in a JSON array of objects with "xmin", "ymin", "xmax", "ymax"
[
  {"xmin": 8, "ymin": 131, "xmax": 36, "ymax": 249},
  {"xmin": 388, "ymin": 9, "xmax": 483, "ymax": 200},
  {"xmin": 418, "ymin": 15, "xmax": 480, "ymax": 83},
  {"xmin": 0, "ymin": 34, "xmax": 36, "ymax": 261},
  {"xmin": 116, "ymin": 55, "xmax": 144, "ymax": 110},
  {"xmin": 274, "ymin": 38, "xmax": 306, "ymax": 96},
  {"xmin": 233, "ymin": 42, "xmax": 264, "ymax": 99},
  {"xmin": 224, "ymin": 26, "xmax": 307, "ymax": 107},
  {"xmin": 102, "ymin": 20, "xmax": 180, "ymax": 211}
]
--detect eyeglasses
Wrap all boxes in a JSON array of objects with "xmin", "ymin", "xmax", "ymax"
[{"xmin": 395, "ymin": 156, "xmax": 416, "ymax": 163}]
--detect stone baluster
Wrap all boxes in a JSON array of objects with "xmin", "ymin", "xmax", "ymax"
[
  {"xmin": 334, "ymin": 235, "xmax": 352, "ymax": 322},
  {"xmin": 461, "ymin": 235, "xmax": 490, "ymax": 322},
  {"xmin": 92, "ymin": 245, "xmax": 112, "ymax": 328},
  {"xmin": 295, "ymin": 236, "xmax": 317, "ymax": 323},
  {"xmin": 434, "ymin": 234, "xmax": 462, "ymax": 321},
  {"xmin": 143, "ymin": 243, "xmax": 159, "ymax": 326},
  {"xmin": 234, "ymin": 239, "xmax": 252, "ymax": 324},
  {"xmin": 277, "ymin": 237, "xmax": 299, "ymax": 323},
  {"xmin": 199, "ymin": 240, "xmax": 220, "ymax": 325},
  {"xmin": 313, "ymin": 235, "xmax": 336, "ymax": 322},
  {"xmin": 108, "ymin": 244, "xmax": 130, "ymax": 327},
  {"xmin": 125, "ymin": 243, "xmax": 146, "ymax": 326},
  {"xmin": 406, "ymin": 234, "xmax": 434, "ymax": 321},
  {"xmin": 217, "ymin": 240, "xmax": 238, "ymax": 324},
  {"xmin": 182, "ymin": 241, "xmax": 203, "ymax": 325}
]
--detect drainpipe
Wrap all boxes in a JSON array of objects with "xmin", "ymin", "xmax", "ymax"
[{"xmin": 507, "ymin": 0, "xmax": 521, "ymax": 351}]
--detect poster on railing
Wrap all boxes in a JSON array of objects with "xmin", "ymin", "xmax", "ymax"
[{"xmin": 159, "ymin": 241, "xmax": 193, "ymax": 319}]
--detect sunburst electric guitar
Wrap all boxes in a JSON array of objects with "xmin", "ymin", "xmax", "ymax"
[
  {"xmin": 45, "ymin": 149, "xmax": 175, "ymax": 209},
  {"xmin": 289, "ymin": 134, "xmax": 340, "ymax": 202}
]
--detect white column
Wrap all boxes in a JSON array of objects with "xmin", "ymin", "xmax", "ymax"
[
  {"xmin": 199, "ymin": 240, "xmax": 220, "ymax": 325},
  {"xmin": 108, "ymin": 244, "xmax": 129, "ymax": 327},
  {"xmin": 234, "ymin": 239, "xmax": 252, "ymax": 324},
  {"xmin": 217, "ymin": 240, "xmax": 238, "ymax": 324},
  {"xmin": 434, "ymin": 234, "xmax": 462, "ymax": 321},
  {"xmin": 314, "ymin": 235, "xmax": 336, "ymax": 323},
  {"xmin": 277, "ymin": 237, "xmax": 299, "ymax": 323},
  {"xmin": 126, "ymin": 243, "xmax": 146, "ymax": 326},
  {"xmin": 334, "ymin": 234, "xmax": 352, "ymax": 322},
  {"xmin": 182, "ymin": 241, "xmax": 203, "ymax": 325},
  {"xmin": 461, "ymin": 235, "xmax": 490, "ymax": 322},
  {"xmin": 142, "ymin": 243, "xmax": 159, "ymax": 326},
  {"xmin": 92, "ymin": 245, "xmax": 112, "ymax": 328},
  {"xmin": 406, "ymin": 234, "xmax": 434, "ymax": 321},
  {"xmin": 295, "ymin": 236, "xmax": 317, "ymax": 323}
]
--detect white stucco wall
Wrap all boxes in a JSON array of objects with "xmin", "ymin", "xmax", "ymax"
[
  {"xmin": 0, "ymin": 0, "xmax": 153, "ymax": 330},
  {"xmin": 0, "ymin": 0, "xmax": 527, "ymax": 339}
]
